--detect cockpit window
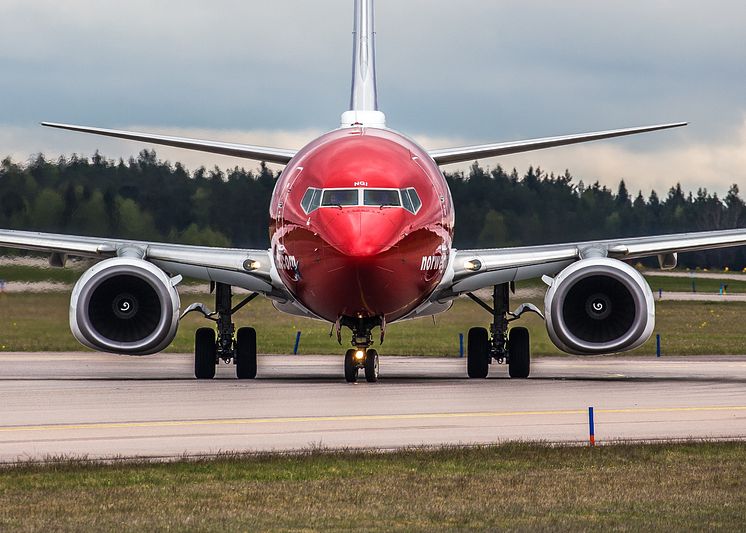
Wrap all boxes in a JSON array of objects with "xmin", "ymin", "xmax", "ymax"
[
  {"xmin": 321, "ymin": 189, "xmax": 359, "ymax": 207},
  {"xmin": 402, "ymin": 188, "xmax": 422, "ymax": 214},
  {"xmin": 301, "ymin": 187, "xmax": 322, "ymax": 213},
  {"xmin": 364, "ymin": 189, "xmax": 401, "ymax": 207},
  {"xmin": 301, "ymin": 187, "xmax": 422, "ymax": 214}
]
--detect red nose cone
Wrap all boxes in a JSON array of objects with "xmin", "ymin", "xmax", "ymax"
[{"xmin": 317, "ymin": 209, "xmax": 402, "ymax": 257}]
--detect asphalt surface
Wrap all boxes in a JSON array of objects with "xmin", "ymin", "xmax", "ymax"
[{"xmin": 1, "ymin": 353, "xmax": 745, "ymax": 462}]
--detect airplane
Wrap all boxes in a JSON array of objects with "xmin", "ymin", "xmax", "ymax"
[{"xmin": 3, "ymin": 0, "xmax": 746, "ymax": 382}]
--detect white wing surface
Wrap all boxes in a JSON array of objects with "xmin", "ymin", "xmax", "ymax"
[
  {"xmin": 42, "ymin": 122, "xmax": 297, "ymax": 165},
  {"xmin": 0, "ymin": 229, "xmax": 280, "ymax": 296},
  {"xmin": 428, "ymin": 123, "xmax": 686, "ymax": 166},
  {"xmin": 436, "ymin": 228, "xmax": 746, "ymax": 297}
]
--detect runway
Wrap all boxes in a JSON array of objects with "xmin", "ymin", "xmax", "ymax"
[{"xmin": 1, "ymin": 353, "xmax": 745, "ymax": 462}]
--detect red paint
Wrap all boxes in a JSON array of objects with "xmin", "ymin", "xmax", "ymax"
[{"xmin": 270, "ymin": 127, "xmax": 454, "ymax": 323}]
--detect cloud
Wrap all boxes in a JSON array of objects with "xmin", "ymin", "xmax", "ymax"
[{"xmin": 485, "ymin": 116, "xmax": 746, "ymax": 196}]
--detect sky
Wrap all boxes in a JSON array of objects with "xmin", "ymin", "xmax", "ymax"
[{"xmin": 1, "ymin": 0, "xmax": 745, "ymax": 196}]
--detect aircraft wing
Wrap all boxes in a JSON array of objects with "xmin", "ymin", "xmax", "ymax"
[
  {"xmin": 428, "ymin": 122, "xmax": 686, "ymax": 166},
  {"xmin": 0, "ymin": 229, "xmax": 282, "ymax": 297},
  {"xmin": 41, "ymin": 122, "xmax": 297, "ymax": 165},
  {"xmin": 440, "ymin": 228, "xmax": 746, "ymax": 296}
]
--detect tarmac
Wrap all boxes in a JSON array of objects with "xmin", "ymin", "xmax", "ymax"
[{"xmin": 1, "ymin": 353, "xmax": 745, "ymax": 462}]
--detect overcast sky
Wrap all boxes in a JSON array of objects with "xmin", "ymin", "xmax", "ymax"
[{"xmin": 1, "ymin": 0, "xmax": 745, "ymax": 195}]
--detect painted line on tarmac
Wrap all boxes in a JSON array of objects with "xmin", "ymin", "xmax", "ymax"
[{"xmin": 1, "ymin": 406, "xmax": 745, "ymax": 433}]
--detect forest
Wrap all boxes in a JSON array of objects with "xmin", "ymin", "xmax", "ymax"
[{"xmin": 1, "ymin": 150, "xmax": 744, "ymax": 268}]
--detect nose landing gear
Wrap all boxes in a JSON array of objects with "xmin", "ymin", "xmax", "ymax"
[
  {"xmin": 339, "ymin": 317, "xmax": 382, "ymax": 383},
  {"xmin": 344, "ymin": 348, "xmax": 379, "ymax": 383}
]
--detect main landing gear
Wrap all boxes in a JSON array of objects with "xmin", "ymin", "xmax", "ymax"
[
  {"xmin": 337, "ymin": 317, "xmax": 381, "ymax": 383},
  {"xmin": 465, "ymin": 283, "xmax": 542, "ymax": 379},
  {"xmin": 185, "ymin": 282, "xmax": 259, "ymax": 380}
]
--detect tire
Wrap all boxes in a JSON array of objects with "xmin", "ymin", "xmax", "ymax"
[
  {"xmin": 235, "ymin": 327, "xmax": 257, "ymax": 380},
  {"xmin": 364, "ymin": 349, "xmax": 379, "ymax": 382},
  {"xmin": 508, "ymin": 327, "xmax": 530, "ymax": 379},
  {"xmin": 344, "ymin": 349, "xmax": 358, "ymax": 383},
  {"xmin": 467, "ymin": 327, "xmax": 490, "ymax": 378},
  {"xmin": 195, "ymin": 328, "xmax": 216, "ymax": 380}
]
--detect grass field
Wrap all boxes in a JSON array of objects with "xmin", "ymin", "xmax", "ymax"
[
  {"xmin": 1, "ymin": 263, "xmax": 746, "ymax": 355},
  {"xmin": 2, "ymin": 263, "xmax": 745, "ymax": 293},
  {"xmin": 0, "ymin": 442, "xmax": 744, "ymax": 531},
  {"xmin": 646, "ymin": 275, "xmax": 746, "ymax": 294},
  {"xmin": 1, "ymin": 291, "xmax": 746, "ymax": 355}
]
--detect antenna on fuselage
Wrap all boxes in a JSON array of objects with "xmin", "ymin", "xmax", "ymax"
[{"xmin": 340, "ymin": 0, "xmax": 387, "ymax": 129}]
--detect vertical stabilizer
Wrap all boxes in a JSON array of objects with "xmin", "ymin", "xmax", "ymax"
[{"xmin": 340, "ymin": 0, "xmax": 386, "ymax": 128}]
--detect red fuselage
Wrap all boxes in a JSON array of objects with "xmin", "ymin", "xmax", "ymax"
[{"xmin": 270, "ymin": 127, "xmax": 454, "ymax": 323}]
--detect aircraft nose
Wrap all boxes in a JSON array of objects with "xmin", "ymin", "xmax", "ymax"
[{"xmin": 318, "ymin": 209, "xmax": 401, "ymax": 256}]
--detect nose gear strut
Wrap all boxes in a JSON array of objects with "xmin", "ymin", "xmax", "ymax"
[{"xmin": 336, "ymin": 315, "xmax": 384, "ymax": 383}]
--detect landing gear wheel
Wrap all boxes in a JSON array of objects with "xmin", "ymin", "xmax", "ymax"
[
  {"xmin": 344, "ymin": 349, "xmax": 359, "ymax": 383},
  {"xmin": 467, "ymin": 327, "xmax": 490, "ymax": 379},
  {"xmin": 364, "ymin": 349, "xmax": 379, "ymax": 382},
  {"xmin": 235, "ymin": 327, "xmax": 257, "ymax": 379},
  {"xmin": 195, "ymin": 328, "xmax": 216, "ymax": 380},
  {"xmin": 508, "ymin": 327, "xmax": 530, "ymax": 379}
]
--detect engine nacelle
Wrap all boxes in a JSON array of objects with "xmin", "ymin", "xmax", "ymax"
[
  {"xmin": 544, "ymin": 258, "xmax": 654, "ymax": 355},
  {"xmin": 70, "ymin": 258, "xmax": 181, "ymax": 355}
]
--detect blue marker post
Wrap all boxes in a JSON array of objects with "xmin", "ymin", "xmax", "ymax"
[
  {"xmin": 293, "ymin": 331, "xmax": 302, "ymax": 355},
  {"xmin": 459, "ymin": 333, "xmax": 464, "ymax": 358},
  {"xmin": 656, "ymin": 334, "xmax": 661, "ymax": 358},
  {"xmin": 588, "ymin": 406, "xmax": 596, "ymax": 446}
]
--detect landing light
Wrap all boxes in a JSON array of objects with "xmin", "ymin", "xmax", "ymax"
[
  {"xmin": 464, "ymin": 259, "xmax": 482, "ymax": 272},
  {"xmin": 355, "ymin": 350, "xmax": 365, "ymax": 361},
  {"xmin": 243, "ymin": 260, "xmax": 261, "ymax": 271}
]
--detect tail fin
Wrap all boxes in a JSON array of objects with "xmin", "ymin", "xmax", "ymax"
[{"xmin": 340, "ymin": 0, "xmax": 386, "ymax": 128}]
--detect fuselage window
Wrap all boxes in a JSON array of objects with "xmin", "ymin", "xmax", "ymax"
[
  {"xmin": 321, "ymin": 189, "xmax": 359, "ymax": 207},
  {"xmin": 364, "ymin": 189, "xmax": 401, "ymax": 207},
  {"xmin": 402, "ymin": 188, "xmax": 422, "ymax": 214}
]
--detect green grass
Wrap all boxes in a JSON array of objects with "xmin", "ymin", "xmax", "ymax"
[
  {"xmin": 1, "ymin": 291, "xmax": 746, "ymax": 355},
  {"xmin": 0, "ymin": 264, "xmax": 84, "ymax": 284},
  {"xmin": 2, "ymin": 264, "xmax": 743, "ymax": 296},
  {"xmin": 646, "ymin": 275, "xmax": 746, "ymax": 294},
  {"xmin": 0, "ymin": 442, "xmax": 744, "ymax": 531}
]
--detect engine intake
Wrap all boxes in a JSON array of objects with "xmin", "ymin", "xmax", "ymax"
[
  {"xmin": 544, "ymin": 258, "xmax": 654, "ymax": 354},
  {"xmin": 70, "ymin": 258, "xmax": 181, "ymax": 355}
]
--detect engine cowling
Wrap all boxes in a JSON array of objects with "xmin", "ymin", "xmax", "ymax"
[
  {"xmin": 544, "ymin": 258, "xmax": 654, "ymax": 355},
  {"xmin": 70, "ymin": 258, "xmax": 181, "ymax": 355}
]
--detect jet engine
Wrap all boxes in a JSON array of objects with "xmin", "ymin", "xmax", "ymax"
[
  {"xmin": 544, "ymin": 258, "xmax": 654, "ymax": 355},
  {"xmin": 70, "ymin": 258, "xmax": 181, "ymax": 355}
]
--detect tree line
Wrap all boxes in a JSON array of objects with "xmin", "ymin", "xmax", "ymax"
[{"xmin": 1, "ymin": 151, "xmax": 745, "ymax": 268}]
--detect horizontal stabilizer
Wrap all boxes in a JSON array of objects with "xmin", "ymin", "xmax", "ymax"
[
  {"xmin": 41, "ymin": 122, "xmax": 297, "ymax": 165},
  {"xmin": 428, "ymin": 122, "xmax": 687, "ymax": 166}
]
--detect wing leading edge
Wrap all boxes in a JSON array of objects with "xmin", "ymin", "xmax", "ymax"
[
  {"xmin": 0, "ymin": 229, "xmax": 279, "ymax": 296},
  {"xmin": 428, "ymin": 122, "xmax": 687, "ymax": 166},
  {"xmin": 441, "ymin": 228, "xmax": 746, "ymax": 296},
  {"xmin": 41, "ymin": 122, "xmax": 297, "ymax": 165}
]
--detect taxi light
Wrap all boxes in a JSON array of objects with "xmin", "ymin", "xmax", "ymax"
[
  {"xmin": 464, "ymin": 259, "xmax": 482, "ymax": 272},
  {"xmin": 355, "ymin": 350, "xmax": 365, "ymax": 361}
]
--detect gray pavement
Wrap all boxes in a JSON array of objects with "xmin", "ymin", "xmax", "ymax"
[{"xmin": 1, "ymin": 353, "xmax": 745, "ymax": 462}]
